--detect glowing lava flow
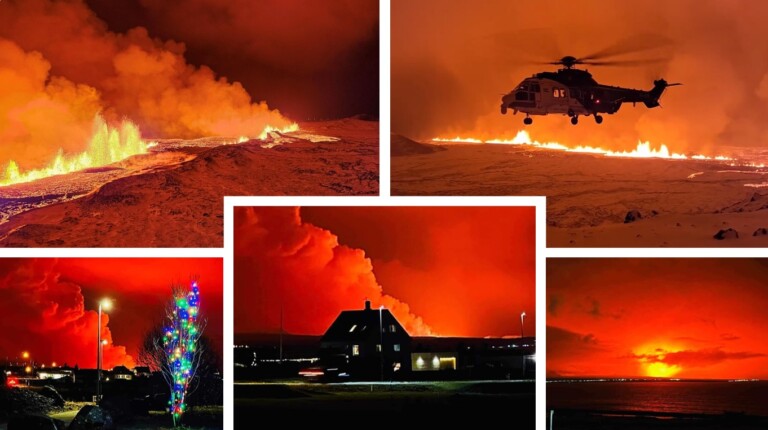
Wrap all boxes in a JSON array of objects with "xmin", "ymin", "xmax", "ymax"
[
  {"xmin": 2, "ymin": 115, "xmax": 148, "ymax": 186},
  {"xmin": 235, "ymin": 122, "xmax": 301, "ymax": 143},
  {"xmin": 433, "ymin": 131, "xmax": 732, "ymax": 161}
]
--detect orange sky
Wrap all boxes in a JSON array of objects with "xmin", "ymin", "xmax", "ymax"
[
  {"xmin": 234, "ymin": 206, "xmax": 536, "ymax": 338},
  {"xmin": 548, "ymin": 259, "xmax": 768, "ymax": 379},
  {"xmin": 0, "ymin": 258, "xmax": 222, "ymax": 369},
  {"xmin": 393, "ymin": 0, "xmax": 768, "ymax": 156}
]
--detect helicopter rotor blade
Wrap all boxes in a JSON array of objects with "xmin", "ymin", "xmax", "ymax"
[
  {"xmin": 581, "ymin": 57, "xmax": 669, "ymax": 67},
  {"xmin": 579, "ymin": 34, "xmax": 674, "ymax": 62}
]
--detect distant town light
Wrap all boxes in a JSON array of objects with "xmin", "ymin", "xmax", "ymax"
[
  {"xmin": 21, "ymin": 351, "xmax": 29, "ymax": 359},
  {"xmin": 24, "ymin": 366, "xmax": 32, "ymax": 374}
]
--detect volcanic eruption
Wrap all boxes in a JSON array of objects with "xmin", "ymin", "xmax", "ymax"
[{"xmin": 0, "ymin": 0, "xmax": 379, "ymax": 247}]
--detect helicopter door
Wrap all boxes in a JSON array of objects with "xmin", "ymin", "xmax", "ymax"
[{"xmin": 531, "ymin": 83, "xmax": 541, "ymax": 106}]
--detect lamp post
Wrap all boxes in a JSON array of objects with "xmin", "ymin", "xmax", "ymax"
[
  {"xmin": 520, "ymin": 311, "xmax": 527, "ymax": 378},
  {"xmin": 97, "ymin": 298, "xmax": 112, "ymax": 401},
  {"xmin": 379, "ymin": 305, "xmax": 384, "ymax": 382}
]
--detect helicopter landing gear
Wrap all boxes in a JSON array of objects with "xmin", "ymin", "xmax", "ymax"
[
  {"xmin": 523, "ymin": 116, "xmax": 532, "ymax": 125},
  {"xmin": 570, "ymin": 115, "xmax": 579, "ymax": 125},
  {"xmin": 501, "ymin": 105, "xmax": 508, "ymax": 115},
  {"xmin": 594, "ymin": 114, "xmax": 603, "ymax": 124}
]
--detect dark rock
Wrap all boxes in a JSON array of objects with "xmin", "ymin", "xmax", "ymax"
[
  {"xmin": 624, "ymin": 210, "xmax": 642, "ymax": 223},
  {"xmin": 753, "ymin": 228, "xmax": 768, "ymax": 237},
  {"xmin": 0, "ymin": 387, "xmax": 56, "ymax": 415},
  {"xmin": 39, "ymin": 386, "xmax": 65, "ymax": 407},
  {"xmin": 69, "ymin": 405, "xmax": 114, "ymax": 430},
  {"xmin": 713, "ymin": 228, "xmax": 739, "ymax": 240}
]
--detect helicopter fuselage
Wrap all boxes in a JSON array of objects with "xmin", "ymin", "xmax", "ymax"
[{"xmin": 501, "ymin": 68, "xmax": 671, "ymax": 125}]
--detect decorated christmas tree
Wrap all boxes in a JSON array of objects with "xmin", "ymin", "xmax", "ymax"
[{"xmin": 162, "ymin": 280, "xmax": 203, "ymax": 427}]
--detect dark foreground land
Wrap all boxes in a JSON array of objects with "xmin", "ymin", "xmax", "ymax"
[
  {"xmin": 235, "ymin": 381, "xmax": 534, "ymax": 425},
  {"xmin": 548, "ymin": 409, "xmax": 768, "ymax": 430},
  {"xmin": 46, "ymin": 406, "xmax": 223, "ymax": 430}
]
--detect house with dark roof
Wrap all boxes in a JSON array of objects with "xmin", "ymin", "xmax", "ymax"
[
  {"xmin": 320, "ymin": 300, "xmax": 411, "ymax": 379},
  {"xmin": 111, "ymin": 365, "xmax": 134, "ymax": 381}
]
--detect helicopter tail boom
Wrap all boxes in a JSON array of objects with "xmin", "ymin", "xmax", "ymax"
[{"xmin": 645, "ymin": 79, "xmax": 681, "ymax": 108}]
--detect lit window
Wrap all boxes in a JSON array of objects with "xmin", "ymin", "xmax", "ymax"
[
  {"xmin": 376, "ymin": 344, "xmax": 382, "ymax": 352},
  {"xmin": 394, "ymin": 344, "xmax": 400, "ymax": 352},
  {"xmin": 352, "ymin": 345, "xmax": 359, "ymax": 356},
  {"xmin": 389, "ymin": 324, "xmax": 396, "ymax": 333},
  {"xmin": 432, "ymin": 356, "xmax": 440, "ymax": 369},
  {"xmin": 553, "ymin": 88, "xmax": 559, "ymax": 98},
  {"xmin": 349, "ymin": 324, "xmax": 357, "ymax": 332}
]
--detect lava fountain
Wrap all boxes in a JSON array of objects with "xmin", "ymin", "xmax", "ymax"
[{"xmin": 1, "ymin": 115, "xmax": 148, "ymax": 186}]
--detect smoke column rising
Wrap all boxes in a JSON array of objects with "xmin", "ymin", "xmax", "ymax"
[
  {"xmin": 0, "ymin": 0, "xmax": 294, "ymax": 173},
  {"xmin": 234, "ymin": 207, "xmax": 433, "ymax": 336}
]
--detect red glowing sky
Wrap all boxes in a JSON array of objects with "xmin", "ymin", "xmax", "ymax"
[
  {"xmin": 234, "ymin": 206, "xmax": 536, "ymax": 339},
  {"xmin": 548, "ymin": 259, "xmax": 768, "ymax": 379},
  {"xmin": 0, "ymin": 258, "xmax": 222, "ymax": 369}
]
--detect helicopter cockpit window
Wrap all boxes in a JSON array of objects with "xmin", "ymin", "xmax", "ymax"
[
  {"xmin": 532, "ymin": 84, "xmax": 540, "ymax": 93},
  {"xmin": 515, "ymin": 91, "xmax": 529, "ymax": 101}
]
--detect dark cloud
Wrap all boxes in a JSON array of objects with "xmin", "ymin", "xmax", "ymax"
[{"xmin": 634, "ymin": 348, "xmax": 765, "ymax": 368}]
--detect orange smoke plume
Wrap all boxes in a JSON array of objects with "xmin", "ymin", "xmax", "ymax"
[
  {"xmin": 0, "ymin": 0, "xmax": 296, "ymax": 178},
  {"xmin": 234, "ymin": 207, "xmax": 433, "ymax": 337}
]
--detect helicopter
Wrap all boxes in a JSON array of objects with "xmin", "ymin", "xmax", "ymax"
[{"xmin": 501, "ymin": 54, "xmax": 680, "ymax": 125}]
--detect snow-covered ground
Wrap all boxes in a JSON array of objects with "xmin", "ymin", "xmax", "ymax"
[
  {"xmin": 0, "ymin": 119, "xmax": 379, "ymax": 247},
  {"xmin": 392, "ymin": 138, "xmax": 768, "ymax": 247}
]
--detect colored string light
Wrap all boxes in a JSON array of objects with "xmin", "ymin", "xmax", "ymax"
[{"xmin": 162, "ymin": 280, "xmax": 201, "ymax": 426}]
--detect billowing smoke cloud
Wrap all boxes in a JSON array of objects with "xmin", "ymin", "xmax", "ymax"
[
  {"xmin": 86, "ymin": 0, "xmax": 380, "ymax": 120},
  {"xmin": 0, "ymin": 39, "xmax": 100, "ymax": 171},
  {"xmin": 234, "ymin": 207, "xmax": 432, "ymax": 336},
  {"xmin": 393, "ymin": 0, "xmax": 768, "ymax": 155},
  {"xmin": 0, "ymin": 0, "xmax": 293, "ymax": 171},
  {"xmin": 301, "ymin": 206, "xmax": 537, "ymax": 338},
  {"xmin": 0, "ymin": 259, "xmax": 133, "ymax": 369}
]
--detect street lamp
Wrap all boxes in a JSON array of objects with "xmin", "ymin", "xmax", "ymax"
[
  {"xmin": 520, "ymin": 311, "xmax": 527, "ymax": 378},
  {"xmin": 97, "ymin": 298, "xmax": 112, "ymax": 401},
  {"xmin": 379, "ymin": 305, "xmax": 384, "ymax": 382}
]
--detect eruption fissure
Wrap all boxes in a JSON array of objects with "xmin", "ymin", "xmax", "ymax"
[
  {"xmin": 433, "ymin": 130, "xmax": 735, "ymax": 161},
  {"xmin": 2, "ymin": 115, "xmax": 147, "ymax": 186}
]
